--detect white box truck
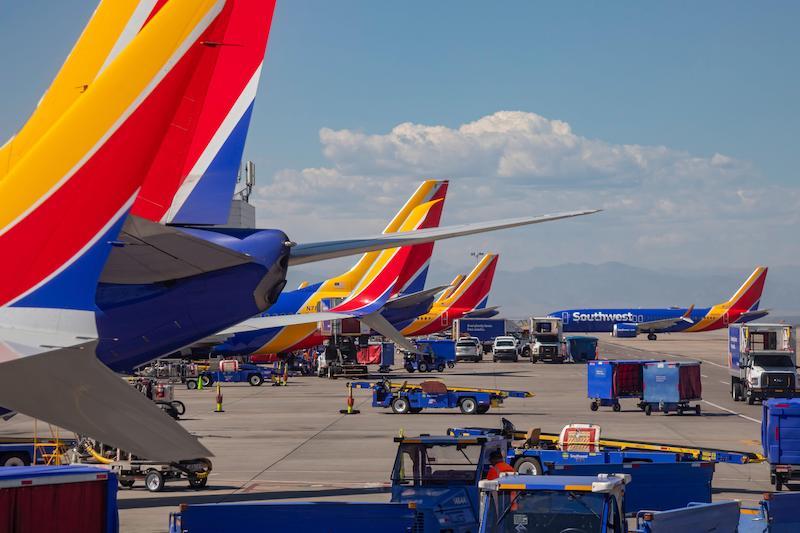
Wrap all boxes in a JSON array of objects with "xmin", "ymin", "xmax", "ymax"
[{"xmin": 729, "ymin": 324, "xmax": 796, "ymax": 404}]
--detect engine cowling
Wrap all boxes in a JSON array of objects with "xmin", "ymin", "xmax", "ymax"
[{"xmin": 612, "ymin": 323, "xmax": 638, "ymax": 338}]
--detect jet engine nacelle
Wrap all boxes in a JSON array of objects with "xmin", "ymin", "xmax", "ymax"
[{"xmin": 611, "ymin": 323, "xmax": 638, "ymax": 338}]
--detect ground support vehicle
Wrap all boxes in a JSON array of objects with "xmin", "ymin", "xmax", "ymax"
[
  {"xmin": 455, "ymin": 336, "xmax": 483, "ymax": 363},
  {"xmin": 739, "ymin": 492, "xmax": 800, "ymax": 532},
  {"xmin": 641, "ymin": 361, "xmax": 702, "ymax": 415},
  {"xmin": 529, "ymin": 316, "xmax": 564, "ymax": 363},
  {"xmin": 351, "ymin": 379, "xmax": 532, "ymax": 414},
  {"xmin": 187, "ymin": 361, "xmax": 275, "ymax": 388},
  {"xmin": 131, "ymin": 378, "xmax": 186, "ymax": 418},
  {"xmin": 730, "ymin": 324, "xmax": 797, "ymax": 405},
  {"xmin": 403, "ymin": 338, "xmax": 456, "ymax": 373},
  {"xmin": 170, "ymin": 434, "xmax": 507, "ymax": 532},
  {"xmin": 492, "ymin": 335, "xmax": 519, "ymax": 362},
  {"xmin": 355, "ymin": 341, "xmax": 395, "ymax": 372},
  {"xmin": 0, "ymin": 465, "xmax": 119, "ymax": 532},
  {"xmin": 453, "ymin": 318, "xmax": 513, "ymax": 353},
  {"xmin": 317, "ymin": 338, "xmax": 369, "ymax": 378},
  {"xmin": 762, "ymin": 398, "xmax": 800, "ymax": 490},
  {"xmin": 588, "ymin": 360, "xmax": 655, "ymax": 412},
  {"xmin": 477, "ymin": 474, "xmax": 739, "ymax": 533},
  {"xmin": 110, "ymin": 457, "xmax": 212, "ymax": 492},
  {"xmin": 0, "ymin": 436, "xmax": 77, "ymax": 466},
  {"xmin": 566, "ymin": 335, "xmax": 599, "ymax": 362}
]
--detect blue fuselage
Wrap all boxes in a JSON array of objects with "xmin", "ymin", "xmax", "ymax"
[{"xmin": 549, "ymin": 307, "xmax": 765, "ymax": 334}]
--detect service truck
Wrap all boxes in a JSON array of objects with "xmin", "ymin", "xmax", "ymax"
[
  {"xmin": 529, "ymin": 316, "xmax": 564, "ymax": 363},
  {"xmin": 729, "ymin": 324, "xmax": 797, "ymax": 404}
]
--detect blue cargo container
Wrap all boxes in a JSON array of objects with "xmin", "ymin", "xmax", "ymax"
[
  {"xmin": 642, "ymin": 361, "xmax": 702, "ymax": 416},
  {"xmin": 763, "ymin": 398, "xmax": 800, "ymax": 490},
  {"xmin": 0, "ymin": 465, "xmax": 118, "ymax": 532},
  {"xmin": 588, "ymin": 360, "xmax": 654, "ymax": 412},
  {"xmin": 566, "ymin": 335, "xmax": 598, "ymax": 363},
  {"xmin": 404, "ymin": 338, "xmax": 456, "ymax": 373}
]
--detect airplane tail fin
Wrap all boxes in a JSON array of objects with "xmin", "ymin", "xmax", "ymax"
[
  {"xmin": 438, "ymin": 254, "xmax": 499, "ymax": 311},
  {"xmin": 439, "ymin": 274, "xmax": 466, "ymax": 302},
  {"xmin": 722, "ymin": 266, "xmax": 768, "ymax": 312},
  {"xmin": 324, "ymin": 179, "xmax": 448, "ymax": 292},
  {"xmin": 0, "ymin": 0, "xmax": 223, "ymax": 461}
]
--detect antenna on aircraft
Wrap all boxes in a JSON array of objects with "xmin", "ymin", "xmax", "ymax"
[{"xmin": 235, "ymin": 160, "xmax": 255, "ymax": 203}]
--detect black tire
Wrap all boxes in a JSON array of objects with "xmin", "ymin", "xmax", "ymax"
[
  {"xmin": 145, "ymin": 470, "xmax": 165, "ymax": 492},
  {"xmin": 514, "ymin": 457, "xmax": 542, "ymax": 475},
  {"xmin": 157, "ymin": 402, "xmax": 179, "ymax": 420},
  {"xmin": 731, "ymin": 381, "xmax": 741, "ymax": 401},
  {"xmin": 776, "ymin": 481, "xmax": 783, "ymax": 491},
  {"xmin": 405, "ymin": 364, "xmax": 415, "ymax": 373},
  {"xmin": 188, "ymin": 476, "xmax": 208, "ymax": 489},
  {"xmin": 447, "ymin": 361, "xmax": 455, "ymax": 368},
  {"xmin": 647, "ymin": 333, "xmax": 657, "ymax": 341},
  {"xmin": 493, "ymin": 358, "xmax": 498, "ymax": 363},
  {"xmin": 747, "ymin": 394, "xmax": 755, "ymax": 405},
  {"xmin": 1, "ymin": 453, "xmax": 28, "ymax": 467},
  {"xmin": 200, "ymin": 375, "xmax": 213, "ymax": 387},
  {"xmin": 644, "ymin": 404, "xmax": 652, "ymax": 416},
  {"xmin": 612, "ymin": 403, "xmax": 621, "ymax": 412},
  {"xmin": 590, "ymin": 401, "xmax": 599, "ymax": 412},
  {"xmin": 186, "ymin": 379, "xmax": 198, "ymax": 390},
  {"xmin": 118, "ymin": 479, "xmax": 135, "ymax": 489},
  {"xmin": 459, "ymin": 397, "xmax": 478, "ymax": 415},
  {"xmin": 476, "ymin": 405, "xmax": 490, "ymax": 414},
  {"xmin": 248, "ymin": 373, "xmax": 264, "ymax": 386},
  {"xmin": 530, "ymin": 356, "xmax": 537, "ymax": 364},
  {"xmin": 391, "ymin": 397, "xmax": 410, "ymax": 414},
  {"xmin": 436, "ymin": 363, "xmax": 446, "ymax": 373},
  {"xmin": 418, "ymin": 361, "xmax": 429, "ymax": 373},
  {"xmin": 409, "ymin": 407, "xmax": 423, "ymax": 414},
  {"xmin": 170, "ymin": 401, "xmax": 186, "ymax": 416},
  {"xmin": 695, "ymin": 404, "xmax": 701, "ymax": 415}
]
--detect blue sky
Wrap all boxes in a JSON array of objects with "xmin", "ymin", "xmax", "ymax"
[{"xmin": 1, "ymin": 1, "xmax": 798, "ymax": 274}]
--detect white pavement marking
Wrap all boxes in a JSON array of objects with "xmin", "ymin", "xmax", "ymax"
[
  {"xmin": 701, "ymin": 374, "xmax": 709, "ymax": 378},
  {"xmin": 702, "ymin": 400, "xmax": 761, "ymax": 424},
  {"xmin": 720, "ymin": 380, "xmax": 729, "ymax": 385}
]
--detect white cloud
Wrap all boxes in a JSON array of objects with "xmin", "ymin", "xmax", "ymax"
[{"xmin": 255, "ymin": 111, "xmax": 800, "ymax": 271}]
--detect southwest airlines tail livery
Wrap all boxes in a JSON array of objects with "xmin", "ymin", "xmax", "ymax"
[{"xmin": 551, "ymin": 266, "xmax": 769, "ymax": 340}]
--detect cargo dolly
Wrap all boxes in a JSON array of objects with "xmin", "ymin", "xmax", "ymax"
[{"xmin": 350, "ymin": 379, "xmax": 532, "ymax": 414}]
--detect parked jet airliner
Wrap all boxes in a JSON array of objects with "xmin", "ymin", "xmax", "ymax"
[{"xmin": 550, "ymin": 267, "xmax": 769, "ymax": 340}]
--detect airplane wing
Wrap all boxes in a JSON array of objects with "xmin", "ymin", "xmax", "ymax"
[
  {"xmin": 0, "ymin": 337, "xmax": 210, "ymax": 462},
  {"xmin": 635, "ymin": 305, "xmax": 695, "ymax": 333},
  {"xmin": 288, "ymin": 210, "xmax": 600, "ymax": 265}
]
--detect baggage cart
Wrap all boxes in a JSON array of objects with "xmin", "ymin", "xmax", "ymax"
[
  {"xmin": 762, "ymin": 398, "xmax": 800, "ymax": 490},
  {"xmin": 403, "ymin": 338, "xmax": 455, "ymax": 373},
  {"xmin": 566, "ymin": 335, "xmax": 598, "ymax": 363},
  {"xmin": 641, "ymin": 361, "xmax": 702, "ymax": 415},
  {"xmin": 587, "ymin": 360, "xmax": 654, "ymax": 412}
]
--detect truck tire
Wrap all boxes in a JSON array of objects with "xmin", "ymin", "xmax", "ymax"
[
  {"xmin": 732, "ymin": 381, "xmax": 741, "ymax": 401},
  {"xmin": 405, "ymin": 363, "xmax": 415, "ymax": 373},
  {"xmin": 1, "ymin": 453, "xmax": 28, "ymax": 467},
  {"xmin": 514, "ymin": 457, "xmax": 542, "ymax": 476},
  {"xmin": 644, "ymin": 404, "xmax": 652, "ymax": 416},
  {"xmin": 747, "ymin": 394, "xmax": 755, "ymax": 405},
  {"xmin": 476, "ymin": 405, "xmax": 490, "ymax": 414},
  {"xmin": 248, "ymin": 374, "xmax": 264, "ymax": 386},
  {"xmin": 459, "ymin": 397, "xmax": 478, "ymax": 414},
  {"xmin": 418, "ymin": 361, "xmax": 429, "ymax": 373},
  {"xmin": 186, "ymin": 379, "xmax": 198, "ymax": 390},
  {"xmin": 612, "ymin": 402, "xmax": 621, "ymax": 412},
  {"xmin": 436, "ymin": 363, "xmax": 446, "ymax": 373},
  {"xmin": 145, "ymin": 470, "xmax": 165, "ymax": 492},
  {"xmin": 391, "ymin": 397, "xmax": 410, "ymax": 414}
]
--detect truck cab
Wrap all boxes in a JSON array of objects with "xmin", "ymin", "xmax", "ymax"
[
  {"xmin": 730, "ymin": 324, "xmax": 797, "ymax": 404},
  {"xmin": 530, "ymin": 317, "xmax": 565, "ymax": 363},
  {"xmin": 391, "ymin": 435, "xmax": 507, "ymax": 532},
  {"xmin": 478, "ymin": 473, "xmax": 628, "ymax": 533},
  {"xmin": 492, "ymin": 336, "xmax": 519, "ymax": 362}
]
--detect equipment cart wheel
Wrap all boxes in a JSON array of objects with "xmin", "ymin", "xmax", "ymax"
[
  {"xmin": 157, "ymin": 401, "xmax": 179, "ymax": 420},
  {"xmin": 590, "ymin": 401, "xmax": 599, "ymax": 412},
  {"xmin": 476, "ymin": 405, "xmax": 490, "ymax": 414},
  {"xmin": 248, "ymin": 374, "xmax": 264, "ymax": 386},
  {"xmin": 404, "ymin": 364, "xmax": 415, "ymax": 373},
  {"xmin": 436, "ymin": 363, "xmax": 446, "ymax": 373},
  {"xmin": 644, "ymin": 404, "xmax": 652, "ymax": 416},
  {"xmin": 447, "ymin": 361, "xmax": 455, "ymax": 368},
  {"xmin": 612, "ymin": 402, "xmax": 621, "ymax": 412},
  {"xmin": 514, "ymin": 457, "xmax": 542, "ymax": 476},
  {"xmin": 186, "ymin": 379, "xmax": 198, "ymax": 390},
  {"xmin": 170, "ymin": 400, "xmax": 186, "ymax": 416},
  {"xmin": 145, "ymin": 470, "xmax": 165, "ymax": 492},
  {"xmin": 459, "ymin": 397, "xmax": 478, "ymax": 415},
  {"xmin": 391, "ymin": 397, "xmax": 410, "ymax": 414},
  {"xmin": 417, "ymin": 361, "xmax": 429, "ymax": 373},
  {"xmin": 1, "ymin": 453, "xmax": 27, "ymax": 467},
  {"xmin": 695, "ymin": 404, "xmax": 701, "ymax": 415},
  {"xmin": 747, "ymin": 395, "xmax": 755, "ymax": 405},
  {"xmin": 200, "ymin": 375, "xmax": 213, "ymax": 387},
  {"xmin": 188, "ymin": 475, "xmax": 208, "ymax": 489},
  {"xmin": 118, "ymin": 479, "xmax": 135, "ymax": 489}
]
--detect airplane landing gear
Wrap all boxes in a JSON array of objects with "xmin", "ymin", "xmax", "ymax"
[{"xmin": 647, "ymin": 333, "xmax": 657, "ymax": 341}]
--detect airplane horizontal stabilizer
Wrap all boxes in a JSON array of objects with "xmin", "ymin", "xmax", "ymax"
[
  {"xmin": 384, "ymin": 285, "xmax": 450, "ymax": 310},
  {"xmin": 464, "ymin": 306, "xmax": 501, "ymax": 318},
  {"xmin": 100, "ymin": 215, "xmax": 252, "ymax": 284},
  {"xmin": 289, "ymin": 210, "xmax": 600, "ymax": 266},
  {"xmin": 0, "ymin": 342, "xmax": 210, "ymax": 462}
]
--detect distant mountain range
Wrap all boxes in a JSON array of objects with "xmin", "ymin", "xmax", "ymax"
[{"xmin": 286, "ymin": 262, "xmax": 800, "ymax": 321}]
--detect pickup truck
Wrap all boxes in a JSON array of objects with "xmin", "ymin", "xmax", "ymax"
[{"xmin": 492, "ymin": 336, "xmax": 519, "ymax": 362}]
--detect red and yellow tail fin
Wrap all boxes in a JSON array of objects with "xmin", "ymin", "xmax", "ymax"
[{"xmin": 438, "ymin": 254, "xmax": 499, "ymax": 310}]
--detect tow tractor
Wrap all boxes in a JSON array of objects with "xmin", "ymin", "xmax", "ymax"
[
  {"xmin": 350, "ymin": 378, "xmax": 533, "ymax": 414},
  {"xmin": 477, "ymin": 473, "xmax": 740, "ymax": 533},
  {"xmin": 187, "ymin": 359, "xmax": 274, "ymax": 388}
]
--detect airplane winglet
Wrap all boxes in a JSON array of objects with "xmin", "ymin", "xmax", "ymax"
[{"xmin": 681, "ymin": 305, "xmax": 695, "ymax": 324}]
